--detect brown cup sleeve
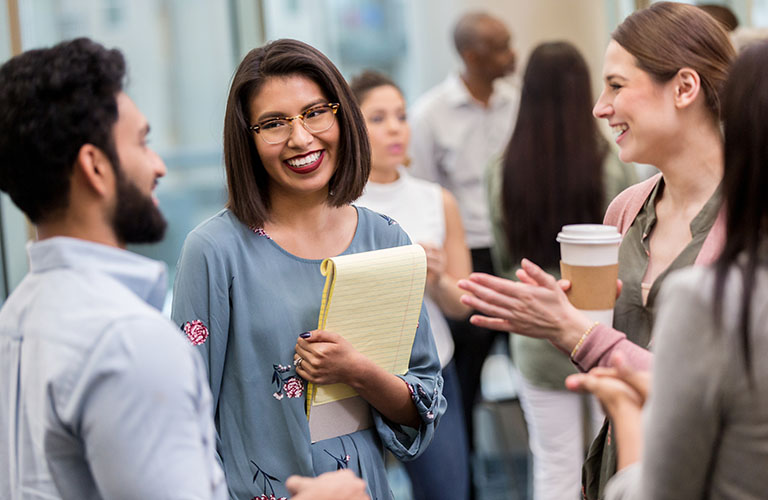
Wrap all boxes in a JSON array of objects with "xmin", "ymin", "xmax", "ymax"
[{"xmin": 560, "ymin": 261, "xmax": 619, "ymax": 310}]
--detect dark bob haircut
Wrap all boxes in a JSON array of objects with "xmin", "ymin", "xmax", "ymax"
[
  {"xmin": 0, "ymin": 37, "xmax": 125, "ymax": 223},
  {"xmin": 223, "ymin": 38, "xmax": 371, "ymax": 227}
]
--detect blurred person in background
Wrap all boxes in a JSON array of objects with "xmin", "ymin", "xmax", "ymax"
[
  {"xmin": 697, "ymin": 3, "xmax": 739, "ymax": 32},
  {"xmin": 408, "ymin": 10, "xmax": 519, "ymax": 461},
  {"xmin": 458, "ymin": 3, "xmax": 735, "ymax": 498},
  {"xmin": 352, "ymin": 70, "xmax": 472, "ymax": 500},
  {"xmin": 568, "ymin": 41, "xmax": 768, "ymax": 500},
  {"xmin": 486, "ymin": 41, "xmax": 635, "ymax": 500}
]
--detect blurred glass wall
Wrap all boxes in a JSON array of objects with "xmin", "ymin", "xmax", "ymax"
[{"xmin": 0, "ymin": 0, "xmax": 766, "ymax": 303}]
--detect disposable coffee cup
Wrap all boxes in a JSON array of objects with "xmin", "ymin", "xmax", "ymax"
[{"xmin": 556, "ymin": 224, "xmax": 622, "ymax": 326}]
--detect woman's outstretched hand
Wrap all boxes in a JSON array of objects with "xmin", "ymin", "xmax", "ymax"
[{"xmin": 457, "ymin": 258, "xmax": 593, "ymax": 352}]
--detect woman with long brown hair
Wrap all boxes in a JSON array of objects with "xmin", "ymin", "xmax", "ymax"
[
  {"xmin": 459, "ymin": 3, "xmax": 735, "ymax": 497},
  {"xmin": 486, "ymin": 41, "xmax": 634, "ymax": 500},
  {"xmin": 569, "ymin": 40, "xmax": 768, "ymax": 500}
]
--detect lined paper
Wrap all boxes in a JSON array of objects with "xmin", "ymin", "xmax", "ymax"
[{"xmin": 310, "ymin": 244, "xmax": 426, "ymax": 407}]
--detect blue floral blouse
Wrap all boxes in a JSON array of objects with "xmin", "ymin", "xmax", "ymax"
[{"xmin": 171, "ymin": 206, "xmax": 445, "ymax": 500}]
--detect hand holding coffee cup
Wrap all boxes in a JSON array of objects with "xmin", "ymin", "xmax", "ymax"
[{"xmin": 556, "ymin": 224, "xmax": 622, "ymax": 327}]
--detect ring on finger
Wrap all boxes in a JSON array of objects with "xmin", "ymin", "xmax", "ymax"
[{"xmin": 294, "ymin": 356, "xmax": 303, "ymax": 368}]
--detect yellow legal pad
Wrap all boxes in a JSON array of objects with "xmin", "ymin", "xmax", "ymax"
[{"xmin": 306, "ymin": 244, "xmax": 427, "ymax": 442}]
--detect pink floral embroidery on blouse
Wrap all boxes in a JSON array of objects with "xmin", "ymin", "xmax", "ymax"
[
  {"xmin": 283, "ymin": 377, "xmax": 303, "ymax": 398},
  {"xmin": 184, "ymin": 320, "xmax": 209, "ymax": 346},
  {"xmin": 272, "ymin": 363, "xmax": 304, "ymax": 400},
  {"xmin": 250, "ymin": 226, "xmax": 272, "ymax": 240}
]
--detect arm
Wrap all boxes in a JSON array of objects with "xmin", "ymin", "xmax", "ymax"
[
  {"xmin": 571, "ymin": 324, "xmax": 653, "ymax": 372},
  {"xmin": 457, "ymin": 259, "xmax": 653, "ymax": 371},
  {"xmin": 421, "ymin": 189, "xmax": 472, "ymax": 319},
  {"xmin": 171, "ymin": 231, "xmax": 231, "ymax": 464},
  {"xmin": 566, "ymin": 357, "xmax": 651, "ymax": 470},
  {"xmin": 295, "ymin": 329, "xmax": 420, "ymax": 428},
  {"xmin": 78, "ymin": 320, "xmax": 224, "ymax": 499},
  {"xmin": 296, "ymin": 225, "xmax": 445, "ymax": 459}
]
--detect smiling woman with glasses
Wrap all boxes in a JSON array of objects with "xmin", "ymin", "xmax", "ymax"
[
  {"xmin": 250, "ymin": 102, "xmax": 339, "ymax": 144},
  {"xmin": 170, "ymin": 38, "xmax": 445, "ymax": 500}
]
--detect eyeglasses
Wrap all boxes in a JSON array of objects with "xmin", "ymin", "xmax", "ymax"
[{"xmin": 249, "ymin": 103, "xmax": 340, "ymax": 144}]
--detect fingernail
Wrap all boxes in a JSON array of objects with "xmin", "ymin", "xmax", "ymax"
[{"xmin": 299, "ymin": 331, "xmax": 311, "ymax": 339}]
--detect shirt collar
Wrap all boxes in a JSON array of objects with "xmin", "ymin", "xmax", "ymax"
[
  {"xmin": 28, "ymin": 237, "xmax": 168, "ymax": 310},
  {"xmin": 640, "ymin": 177, "xmax": 723, "ymax": 241},
  {"xmin": 444, "ymin": 73, "xmax": 519, "ymax": 109}
]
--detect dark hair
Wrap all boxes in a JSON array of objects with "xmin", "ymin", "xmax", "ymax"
[
  {"xmin": 453, "ymin": 11, "xmax": 497, "ymax": 54},
  {"xmin": 697, "ymin": 4, "xmax": 739, "ymax": 32},
  {"xmin": 500, "ymin": 42, "xmax": 605, "ymax": 269},
  {"xmin": 349, "ymin": 70, "xmax": 401, "ymax": 106},
  {"xmin": 223, "ymin": 38, "xmax": 370, "ymax": 227},
  {"xmin": 0, "ymin": 38, "xmax": 125, "ymax": 223},
  {"xmin": 613, "ymin": 1, "xmax": 735, "ymax": 121},
  {"xmin": 713, "ymin": 42, "xmax": 768, "ymax": 382}
]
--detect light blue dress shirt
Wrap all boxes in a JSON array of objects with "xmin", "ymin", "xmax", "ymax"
[{"xmin": 0, "ymin": 237, "xmax": 226, "ymax": 500}]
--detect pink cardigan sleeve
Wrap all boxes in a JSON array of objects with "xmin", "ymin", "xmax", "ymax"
[
  {"xmin": 569, "ymin": 174, "xmax": 726, "ymax": 373},
  {"xmin": 571, "ymin": 323, "xmax": 653, "ymax": 372},
  {"xmin": 567, "ymin": 176, "xmax": 659, "ymax": 372}
]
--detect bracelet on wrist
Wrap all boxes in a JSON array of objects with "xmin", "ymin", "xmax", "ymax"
[{"xmin": 570, "ymin": 321, "xmax": 600, "ymax": 359}]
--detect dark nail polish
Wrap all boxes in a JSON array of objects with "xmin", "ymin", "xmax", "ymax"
[{"xmin": 299, "ymin": 331, "xmax": 311, "ymax": 339}]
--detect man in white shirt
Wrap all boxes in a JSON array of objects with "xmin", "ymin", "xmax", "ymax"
[
  {"xmin": 409, "ymin": 11, "xmax": 520, "ymax": 456},
  {"xmin": 0, "ymin": 38, "xmax": 367, "ymax": 500}
]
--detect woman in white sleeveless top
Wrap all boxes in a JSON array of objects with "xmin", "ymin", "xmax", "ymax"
[{"xmin": 351, "ymin": 71, "xmax": 473, "ymax": 500}]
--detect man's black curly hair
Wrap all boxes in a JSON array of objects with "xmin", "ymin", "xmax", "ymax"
[{"xmin": 0, "ymin": 38, "xmax": 126, "ymax": 223}]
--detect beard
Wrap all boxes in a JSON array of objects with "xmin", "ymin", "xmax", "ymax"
[{"xmin": 111, "ymin": 172, "xmax": 167, "ymax": 244}]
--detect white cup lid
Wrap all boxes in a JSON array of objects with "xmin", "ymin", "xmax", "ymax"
[{"xmin": 556, "ymin": 224, "xmax": 622, "ymax": 245}]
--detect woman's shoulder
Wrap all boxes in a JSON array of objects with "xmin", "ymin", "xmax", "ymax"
[
  {"xmin": 604, "ymin": 173, "xmax": 662, "ymax": 232},
  {"xmin": 664, "ymin": 262, "xmax": 768, "ymax": 319},
  {"xmin": 182, "ymin": 209, "xmax": 251, "ymax": 255},
  {"xmin": 354, "ymin": 205, "xmax": 412, "ymax": 247}
]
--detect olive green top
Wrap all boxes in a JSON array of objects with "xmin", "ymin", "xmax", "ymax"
[
  {"xmin": 613, "ymin": 178, "xmax": 723, "ymax": 349},
  {"xmin": 485, "ymin": 152, "xmax": 637, "ymax": 390},
  {"xmin": 583, "ymin": 177, "xmax": 722, "ymax": 500}
]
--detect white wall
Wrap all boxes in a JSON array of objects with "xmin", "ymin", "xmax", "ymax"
[{"xmin": 405, "ymin": 0, "xmax": 623, "ymax": 103}]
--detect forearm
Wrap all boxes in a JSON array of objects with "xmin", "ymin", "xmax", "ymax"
[
  {"xmin": 348, "ymin": 360, "xmax": 421, "ymax": 429},
  {"xmin": 610, "ymin": 404, "xmax": 644, "ymax": 470},
  {"xmin": 427, "ymin": 273, "xmax": 471, "ymax": 320},
  {"xmin": 571, "ymin": 324, "xmax": 653, "ymax": 372},
  {"xmin": 549, "ymin": 308, "xmax": 595, "ymax": 355}
]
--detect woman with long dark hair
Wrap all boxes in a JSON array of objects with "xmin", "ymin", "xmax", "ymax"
[
  {"xmin": 567, "ymin": 41, "xmax": 768, "ymax": 500},
  {"xmin": 460, "ymin": 3, "xmax": 735, "ymax": 497},
  {"xmin": 171, "ymin": 39, "xmax": 444, "ymax": 500},
  {"xmin": 487, "ymin": 41, "xmax": 633, "ymax": 500}
]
